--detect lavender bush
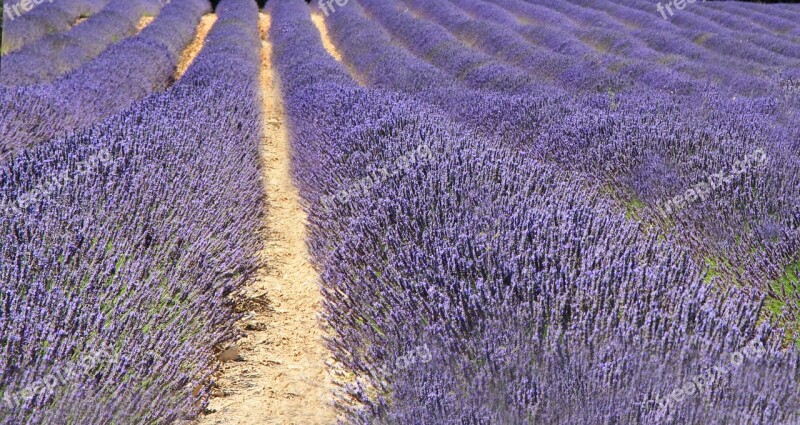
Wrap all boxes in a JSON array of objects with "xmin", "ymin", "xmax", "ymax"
[
  {"xmin": 270, "ymin": 0, "xmax": 800, "ymax": 423},
  {"xmin": 1, "ymin": 0, "xmax": 110, "ymax": 55},
  {"xmin": 1, "ymin": 0, "xmax": 799, "ymax": 422},
  {"xmin": 323, "ymin": 0, "xmax": 800, "ymax": 328},
  {"xmin": 0, "ymin": 0, "xmax": 262, "ymax": 422},
  {"xmin": 0, "ymin": 0, "xmax": 165, "ymax": 86},
  {"xmin": 0, "ymin": 0, "xmax": 210, "ymax": 158}
]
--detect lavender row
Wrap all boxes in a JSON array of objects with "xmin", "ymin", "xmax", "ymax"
[
  {"xmin": 574, "ymin": 0, "xmax": 799, "ymax": 81},
  {"xmin": 354, "ymin": 0, "xmax": 797, "ymax": 321},
  {"xmin": 712, "ymin": 1, "xmax": 800, "ymax": 36},
  {"xmin": 416, "ymin": 0, "xmax": 793, "ymax": 350},
  {"xmin": 1, "ymin": 0, "xmax": 110, "ymax": 55},
  {"xmin": 445, "ymin": 0, "xmax": 720, "ymax": 95},
  {"xmin": 397, "ymin": 0, "xmax": 624, "ymax": 93},
  {"xmin": 337, "ymin": 0, "xmax": 800, "ymax": 297},
  {"xmin": 507, "ymin": 0, "xmax": 800, "ymax": 347},
  {"xmin": 453, "ymin": 0, "xmax": 783, "ymax": 97},
  {"xmin": 478, "ymin": 0, "xmax": 775, "ymax": 97},
  {"xmin": 272, "ymin": 1, "xmax": 800, "ymax": 423},
  {"xmin": 356, "ymin": 0, "xmax": 556, "ymax": 96},
  {"xmin": 483, "ymin": 0, "xmax": 790, "ymax": 100},
  {"xmin": 269, "ymin": 0, "xmax": 353, "ymax": 96},
  {"xmin": 365, "ymin": 0, "xmax": 730, "ymax": 100},
  {"xmin": 424, "ymin": 0, "xmax": 800, "ymax": 310},
  {"xmin": 321, "ymin": 0, "xmax": 566, "ymax": 138},
  {"xmin": 0, "ymin": 0, "xmax": 262, "ymax": 422},
  {"xmin": 323, "ymin": 1, "xmax": 453, "ymax": 93},
  {"xmin": 0, "ymin": 0, "xmax": 210, "ymax": 159},
  {"xmin": 550, "ymin": 0, "xmax": 772, "ymax": 87},
  {"xmin": 582, "ymin": 0, "xmax": 800, "ymax": 82},
  {"xmin": 658, "ymin": 0, "xmax": 800, "ymax": 66},
  {"xmin": 0, "ymin": 0, "xmax": 164, "ymax": 86},
  {"xmin": 709, "ymin": 0, "xmax": 800, "ymax": 19},
  {"xmin": 323, "ymin": 0, "xmax": 594, "ymax": 158}
]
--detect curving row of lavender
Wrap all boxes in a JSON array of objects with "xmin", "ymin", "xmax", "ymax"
[
  {"xmin": 0, "ymin": 0, "xmax": 797, "ymax": 422},
  {"xmin": 326, "ymin": 0, "xmax": 800, "ymax": 334},
  {"xmin": 501, "ymin": 0, "xmax": 800, "ymax": 321},
  {"xmin": 0, "ymin": 0, "xmax": 210, "ymax": 160},
  {"xmin": 1, "ymin": 0, "xmax": 110, "ymax": 55},
  {"xmin": 458, "ymin": 0, "xmax": 776, "ymax": 96},
  {"xmin": 272, "ymin": 0, "xmax": 800, "ymax": 423},
  {"xmin": 0, "ymin": 0, "xmax": 263, "ymax": 422},
  {"xmin": 0, "ymin": 0, "xmax": 165, "ymax": 86}
]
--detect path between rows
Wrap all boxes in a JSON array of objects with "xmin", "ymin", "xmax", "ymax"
[
  {"xmin": 175, "ymin": 14, "xmax": 218, "ymax": 79},
  {"xmin": 310, "ymin": 13, "xmax": 343, "ymax": 62},
  {"xmin": 195, "ymin": 12, "xmax": 338, "ymax": 425},
  {"xmin": 136, "ymin": 16, "xmax": 155, "ymax": 33},
  {"xmin": 311, "ymin": 12, "xmax": 367, "ymax": 86}
]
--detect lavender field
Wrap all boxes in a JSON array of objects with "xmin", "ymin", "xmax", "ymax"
[{"xmin": 1, "ymin": 0, "xmax": 800, "ymax": 423}]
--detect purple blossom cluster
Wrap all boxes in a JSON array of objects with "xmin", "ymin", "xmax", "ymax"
[
  {"xmin": 1, "ymin": 0, "xmax": 799, "ymax": 422},
  {"xmin": 0, "ymin": 0, "xmax": 165, "ymax": 86},
  {"xmin": 0, "ymin": 0, "xmax": 263, "ymax": 422},
  {"xmin": 324, "ymin": 0, "xmax": 800, "ymax": 314},
  {"xmin": 1, "ymin": 0, "xmax": 110, "ymax": 55},
  {"xmin": 270, "ymin": 0, "xmax": 800, "ymax": 423},
  {"xmin": 0, "ymin": 0, "xmax": 210, "ymax": 158},
  {"xmin": 355, "ymin": 0, "xmax": 549, "ymax": 95}
]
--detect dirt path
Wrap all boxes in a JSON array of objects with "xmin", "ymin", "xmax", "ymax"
[
  {"xmin": 136, "ymin": 16, "xmax": 155, "ymax": 34},
  {"xmin": 175, "ymin": 14, "xmax": 217, "ymax": 79},
  {"xmin": 311, "ymin": 12, "xmax": 367, "ymax": 86},
  {"xmin": 195, "ymin": 13, "xmax": 338, "ymax": 425},
  {"xmin": 310, "ymin": 13, "xmax": 344, "ymax": 62}
]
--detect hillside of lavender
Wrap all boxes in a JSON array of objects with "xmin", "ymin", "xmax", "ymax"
[{"xmin": 3, "ymin": 0, "xmax": 800, "ymax": 423}]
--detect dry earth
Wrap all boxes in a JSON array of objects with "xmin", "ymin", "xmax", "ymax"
[
  {"xmin": 136, "ymin": 16, "xmax": 155, "ymax": 33},
  {"xmin": 310, "ymin": 13, "xmax": 343, "ymax": 62},
  {"xmin": 311, "ymin": 12, "xmax": 367, "ymax": 86},
  {"xmin": 175, "ymin": 14, "xmax": 218, "ymax": 79},
  {"xmin": 195, "ymin": 13, "xmax": 338, "ymax": 425}
]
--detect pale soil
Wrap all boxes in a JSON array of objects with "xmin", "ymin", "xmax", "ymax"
[
  {"xmin": 311, "ymin": 12, "xmax": 367, "ymax": 86},
  {"xmin": 195, "ymin": 13, "xmax": 338, "ymax": 425},
  {"xmin": 310, "ymin": 14, "xmax": 344, "ymax": 62},
  {"xmin": 136, "ymin": 16, "xmax": 155, "ymax": 34},
  {"xmin": 175, "ymin": 14, "xmax": 218, "ymax": 80}
]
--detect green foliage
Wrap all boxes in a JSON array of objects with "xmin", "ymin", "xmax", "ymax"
[{"xmin": 765, "ymin": 259, "xmax": 800, "ymax": 347}]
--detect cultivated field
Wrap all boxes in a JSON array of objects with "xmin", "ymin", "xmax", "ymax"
[{"xmin": 1, "ymin": 0, "xmax": 800, "ymax": 424}]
